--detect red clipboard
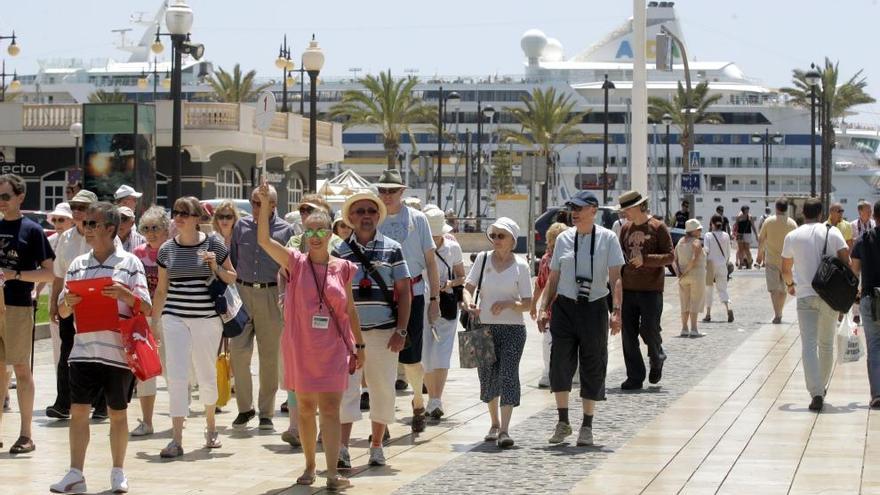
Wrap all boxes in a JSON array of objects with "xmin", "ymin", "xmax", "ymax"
[{"xmin": 67, "ymin": 276, "xmax": 121, "ymax": 333}]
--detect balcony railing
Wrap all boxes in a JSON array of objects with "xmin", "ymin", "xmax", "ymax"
[
  {"xmin": 184, "ymin": 103, "xmax": 240, "ymax": 130},
  {"xmin": 252, "ymin": 112, "xmax": 289, "ymax": 139},
  {"xmin": 22, "ymin": 104, "xmax": 82, "ymax": 130}
]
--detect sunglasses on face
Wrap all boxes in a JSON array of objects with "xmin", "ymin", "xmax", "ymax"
[
  {"xmin": 70, "ymin": 204, "xmax": 89, "ymax": 212},
  {"xmin": 250, "ymin": 200, "xmax": 262, "ymax": 208},
  {"xmin": 50, "ymin": 217, "xmax": 70, "ymax": 224},
  {"xmin": 488, "ymin": 232, "xmax": 507, "ymax": 240},
  {"xmin": 299, "ymin": 205, "xmax": 315, "ymax": 215},
  {"xmin": 303, "ymin": 228, "xmax": 330, "ymax": 239},
  {"xmin": 171, "ymin": 210, "xmax": 195, "ymax": 219},
  {"xmin": 353, "ymin": 207, "xmax": 379, "ymax": 216},
  {"xmin": 0, "ymin": 193, "xmax": 18, "ymax": 201},
  {"xmin": 83, "ymin": 220, "xmax": 109, "ymax": 230},
  {"xmin": 216, "ymin": 214, "xmax": 235, "ymax": 221},
  {"xmin": 140, "ymin": 225, "xmax": 162, "ymax": 233},
  {"xmin": 377, "ymin": 187, "xmax": 403, "ymax": 195}
]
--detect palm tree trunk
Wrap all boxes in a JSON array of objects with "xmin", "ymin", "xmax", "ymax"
[{"xmin": 541, "ymin": 153, "xmax": 551, "ymax": 212}]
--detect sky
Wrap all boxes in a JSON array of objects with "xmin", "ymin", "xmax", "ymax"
[{"xmin": 4, "ymin": 0, "xmax": 880, "ymax": 123}]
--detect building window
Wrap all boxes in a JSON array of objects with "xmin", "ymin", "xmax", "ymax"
[
  {"xmin": 156, "ymin": 172, "xmax": 169, "ymax": 207},
  {"xmin": 41, "ymin": 170, "xmax": 68, "ymax": 211},
  {"xmin": 287, "ymin": 176, "xmax": 304, "ymax": 214},
  {"xmin": 216, "ymin": 166, "xmax": 244, "ymax": 199}
]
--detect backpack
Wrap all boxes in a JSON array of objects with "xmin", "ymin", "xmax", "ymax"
[{"xmin": 811, "ymin": 225, "xmax": 859, "ymax": 312}]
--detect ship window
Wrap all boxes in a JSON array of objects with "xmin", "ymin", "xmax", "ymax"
[
  {"xmin": 732, "ymin": 198, "xmax": 739, "ymax": 203},
  {"xmin": 714, "ymin": 198, "xmax": 721, "ymax": 203},
  {"xmin": 711, "ymin": 157, "xmax": 724, "ymax": 166},
  {"xmin": 216, "ymin": 166, "xmax": 244, "ymax": 199},
  {"xmin": 709, "ymin": 176, "xmax": 726, "ymax": 191},
  {"xmin": 731, "ymin": 180, "xmax": 740, "ymax": 185},
  {"xmin": 749, "ymin": 180, "xmax": 758, "ymax": 185}
]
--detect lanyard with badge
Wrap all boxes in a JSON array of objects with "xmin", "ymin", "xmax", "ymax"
[
  {"xmin": 573, "ymin": 226, "xmax": 596, "ymax": 303},
  {"xmin": 308, "ymin": 259, "xmax": 331, "ymax": 330}
]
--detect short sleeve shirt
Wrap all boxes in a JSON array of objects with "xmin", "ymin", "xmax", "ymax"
[
  {"xmin": 826, "ymin": 219, "xmax": 853, "ymax": 242},
  {"xmin": 852, "ymin": 228, "xmax": 880, "ymax": 292},
  {"xmin": 550, "ymin": 225, "xmax": 625, "ymax": 302},
  {"xmin": 133, "ymin": 243, "xmax": 159, "ymax": 297},
  {"xmin": 434, "ymin": 237, "xmax": 463, "ymax": 287},
  {"xmin": 782, "ymin": 223, "xmax": 848, "ymax": 299},
  {"xmin": 379, "ymin": 206, "xmax": 435, "ymax": 296},
  {"xmin": 0, "ymin": 217, "xmax": 55, "ymax": 306},
  {"xmin": 465, "ymin": 252, "xmax": 532, "ymax": 325},
  {"xmin": 759, "ymin": 215, "xmax": 797, "ymax": 266}
]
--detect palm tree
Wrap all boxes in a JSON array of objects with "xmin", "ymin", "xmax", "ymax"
[
  {"xmin": 329, "ymin": 70, "xmax": 433, "ymax": 168},
  {"xmin": 648, "ymin": 80, "xmax": 723, "ymax": 159},
  {"xmin": 499, "ymin": 86, "xmax": 587, "ymax": 209},
  {"xmin": 87, "ymin": 89, "xmax": 128, "ymax": 103},
  {"xmin": 207, "ymin": 64, "xmax": 271, "ymax": 103},
  {"xmin": 781, "ymin": 58, "xmax": 875, "ymax": 206}
]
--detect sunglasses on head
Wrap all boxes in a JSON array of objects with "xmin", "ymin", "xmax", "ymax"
[
  {"xmin": 140, "ymin": 225, "xmax": 162, "ymax": 233},
  {"xmin": 299, "ymin": 204, "xmax": 316, "ymax": 215},
  {"xmin": 488, "ymin": 232, "xmax": 507, "ymax": 240},
  {"xmin": 171, "ymin": 210, "xmax": 195, "ymax": 218},
  {"xmin": 353, "ymin": 207, "xmax": 379, "ymax": 216},
  {"xmin": 303, "ymin": 228, "xmax": 330, "ymax": 239},
  {"xmin": 377, "ymin": 187, "xmax": 402, "ymax": 195},
  {"xmin": 216, "ymin": 213, "xmax": 235, "ymax": 221},
  {"xmin": 83, "ymin": 220, "xmax": 109, "ymax": 230}
]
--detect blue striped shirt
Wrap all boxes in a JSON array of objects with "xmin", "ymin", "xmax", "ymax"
[{"xmin": 332, "ymin": 231, "xmax": 410, "ymax": 330}]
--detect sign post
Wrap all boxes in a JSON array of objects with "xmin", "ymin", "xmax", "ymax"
[
  {"xmin": 688, "ymin": 150, "xmax": 701, "ymax": 173},
  {"xmin": 254, "ymin": 91, "xmax": 277, "ymax": 185},
  {"xmin": 681, "ymin": 173, "xmax": 702, "ymax": 195}
]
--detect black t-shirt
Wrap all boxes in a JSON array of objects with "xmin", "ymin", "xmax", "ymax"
[
  {"xmin": 852, "ymin": 228, "xmax": 880, "ymax": 292},
  {"xmin": 674, "ymin": 210, "xmax": 689, "ymax": 229},
  {"xmin": 0, "ymin": 217, "xmax": 55, "ymax": 307}
]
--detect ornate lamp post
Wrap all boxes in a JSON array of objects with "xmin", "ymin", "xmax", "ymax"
[
  {"xmin": 804, "ymin": 63, "xmax": 821, "ymax": 198},
  {"xmin": 302, "ymin": 34, "xmax": 324, "ymax": 193},
  {"xmin": 751, "ymin": 129, "xmax": 784, "ymax": 208},
  {"xmin": 0, "ymin": 29, "xmax": 19, "ymax": 102},
  {"xmin": 662, "ymin": 113, "xmax": 673, "ymax": 221},
  {"xmin": 435, "ymin": 88, "xmax": 460, "ymax": 204},
  {"xmin": 602, "ymin": 74, "xmax": 615, "ymax": 203},
  {"xmin": 275, "ymin": 35, "xmax": 295, "ymax": 112}
]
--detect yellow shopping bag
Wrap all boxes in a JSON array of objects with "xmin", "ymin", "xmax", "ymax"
[{"xmin": 216, "ymin": 338, "xmax": 232, "ymax": 407}]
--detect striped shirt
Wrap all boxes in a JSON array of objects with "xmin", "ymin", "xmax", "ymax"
[
  {"xmin": 121, "ymin": 230, "xmax": 146, "ymax": 253},
  {"xmin": 332, "ymin": 231, "xmax": 410, "ymax": 330},
  {"xmin": 62, "ymin": 245, "xmax": 151, "ymax": 369},
  {"xmin": 157, "ymin": 233, "xmax": 228, "ymax": 319}
]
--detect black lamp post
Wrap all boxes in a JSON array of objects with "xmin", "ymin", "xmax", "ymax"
[
  {"xmin": 805, "ymin": 63, "xmax": 821, "ymax": 198},
  {"xmin": 464, "ymin": 129, "xmax": 472, "ymax": 216},
  {"xmin": 152, "ymin": 0, "xmax": 205, "ymax": 202},
  {"xmin": 602, "ymin": 74, "xmax": 615, "ymax": 203},
  {"xmin": 138, "ymin": 57, "xmax": 165, "ymax": 102},
  {"xmin": 0, "ymin": 29, "xmax": 19, "ymax": 102},
  {"xmin": 662, "ymin": 112, "xmax": 672, "ymax": 222},
  {"xmin": 302, "ymin": 34, "xmax": 324, "ymax": 193},
  {"xmin": 435, "ymin": 88, "xmax": 460, "ymax": 204},
  {"xmin": 751, "ymin": 129, "xmax": 784, "ymax": 208},
  {"xmin": 275, "ymin": 35, "xmax": 295, "ymax": 112}
]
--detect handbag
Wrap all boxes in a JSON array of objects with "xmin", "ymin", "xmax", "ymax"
[
  {"xmin": 710, "ymin": 232, "xmax": 735, "ymax": 279},
  {"xmin": 836, "ymin": 314, "xmax": 865, "ymax": 363},
  {"xmin": 812, "ymin": 225, "xmax": 859, "ymax": 312},
  {"xmin": 458, "ymin": 251, "xmax": 496, "ymax": 368},
  {"xmin": 435, "ymin": 251, "xmax": 459, "ymax": 321},
  {"xmin": 216, "ymin": 338, "xmax": 232, "ymax": 407},
  {"xmin": 120, "ymin": 298, "xmax": 162, "ymax": 382},
  {"xmin": 209, "ymin": 279, "xmax": 250, "ymax": 338}
]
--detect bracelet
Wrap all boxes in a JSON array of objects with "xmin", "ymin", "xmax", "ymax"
[{"xmin": 355, "ymin": 343, "xmax": 366, "ymax": 349}]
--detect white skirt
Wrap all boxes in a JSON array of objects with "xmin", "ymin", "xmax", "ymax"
[{"xmin": 422, "ymin": 315, "xmax": 458, "ymax": 372}]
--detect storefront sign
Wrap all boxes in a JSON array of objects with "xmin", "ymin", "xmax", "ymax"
[{"xmin": 0, "ymin": 163, "xmax": 37, "ymax": 175}]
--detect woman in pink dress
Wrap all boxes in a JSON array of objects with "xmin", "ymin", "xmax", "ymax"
[{"xmin": 255, "ymin": 182, "xmax": 364, "ymax": 490}]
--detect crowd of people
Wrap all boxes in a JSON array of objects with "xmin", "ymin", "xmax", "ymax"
[{"xmin": 1, "ymin": 168, "xmax": 880, "ymax": 493}]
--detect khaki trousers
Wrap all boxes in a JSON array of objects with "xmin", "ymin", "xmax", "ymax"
[{"xmin": 230, "ymin": 284, "xmax": 283, "ymax": 418}]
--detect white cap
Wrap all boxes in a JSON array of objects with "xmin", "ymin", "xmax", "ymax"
[
  {"xmin": 117, "ymin": 206, "xmax": 135, "ymax": 219},
  {"xmin": 49, "ymin": 202, "xmax": 73, "ymax": 219},
  {"xmin": 114, "ymin": 185, "xmax": 143, "ymax": 200}
]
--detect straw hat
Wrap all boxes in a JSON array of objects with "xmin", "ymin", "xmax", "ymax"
[
  {"xmin": 341, "ymin": 192, "xmax": 387, "ymax": 228},
  {"xmin": 685, "ymin": 218, "xmax": 703, "ymax": 233},
  {"xmin": 615, "ymin": 190, "xmax": 649, "ymax": 210}
]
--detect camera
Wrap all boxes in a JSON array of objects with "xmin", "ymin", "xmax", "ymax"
[{"xmin": 575, "ymin": 276, "xmax": 593, "ymax": 303}]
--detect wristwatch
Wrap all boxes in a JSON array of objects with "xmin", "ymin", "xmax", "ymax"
[{"xmin": 395, "ymin": 328, "xmax": 409, "ymax": 337}]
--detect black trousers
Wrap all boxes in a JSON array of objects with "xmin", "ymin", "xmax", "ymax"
[
  {"xmin": 621, "ymin": 290, "xmax": 666, "ymax": 384},
  {"xmin": 549, "ymin": 296, "xmax": 608, "ymax": 401},
  {"xmin": 52, "ymin": 314, "xmax": 105, "ymax": 411}
]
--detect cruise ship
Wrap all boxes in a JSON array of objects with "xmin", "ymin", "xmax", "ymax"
[{"xmin": 5, "ymin": 1, "xmax": 879, "ymax": 220}]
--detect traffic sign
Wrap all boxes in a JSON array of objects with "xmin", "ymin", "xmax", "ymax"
[
  {"xmin": 688, "ymin": 150, "xmax": 701, "ymax": 172},
  {"xmin": 681, "ymin": 173, "xmax": 701, "ymax": 194},
  {"xmin": 255, "ymin": 91, "xmax": 277, "ymax": 132}
]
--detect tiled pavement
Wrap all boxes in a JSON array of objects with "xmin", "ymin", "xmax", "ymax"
[{"xmin": 2, "ymin": 269, "xmax": 878, "ymax": 494}]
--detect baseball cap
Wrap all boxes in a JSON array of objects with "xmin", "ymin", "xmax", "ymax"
[{"xmin": 114, "ymin": 185, "xmax": 143, "ymax": 200}]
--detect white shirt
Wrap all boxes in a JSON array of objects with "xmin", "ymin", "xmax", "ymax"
[
  {"xmin": 782, "ymin": 223, "xmax": 848, "ymax": 299},
  {"xmin": 434, "ymin": 236, "xmax": 463, "ymax": 288},
  {"xmin": 53, "ymin": 226, "xmax": 120, "ymax": 278},
  {"xmin": 550, "ymin": 225, "xmax": 625, "ymax": 302},
  {"xmin": 465, "ymin": 252, "xmax": 532, "ymax": 325},
  {"xmin": 705, "ymin": 231, "xmax": 731, "ymax": 265},
  {"xmin": 852, "ymin": 218, "xmax": 876, "ymax": 240}
]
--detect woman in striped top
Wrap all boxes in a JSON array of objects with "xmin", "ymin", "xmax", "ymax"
[{"xmin": 153, "ymin": 197, "xmax": 237, "ymax": 458}]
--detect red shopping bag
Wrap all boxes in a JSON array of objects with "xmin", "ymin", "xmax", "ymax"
[{"xmin": 120, "ymin": 298, "xmax": 162, "ymax": 381}]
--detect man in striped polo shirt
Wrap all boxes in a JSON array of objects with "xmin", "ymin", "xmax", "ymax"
[
  {"xmin": 333, "ymin": 191, "xmax": 411, "ymax": 469},
  {"xmin": 51, "ymin": 202, "xmax": 151, "ymax": 494}
]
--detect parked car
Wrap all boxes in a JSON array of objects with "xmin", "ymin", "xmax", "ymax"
[
  {"xmin": 22, "ymin": 210, "xmax": 56, "ymax": 237},
  {"xmin": 534, "ymin": 205, "xmax": 618, "ymax": 260}
]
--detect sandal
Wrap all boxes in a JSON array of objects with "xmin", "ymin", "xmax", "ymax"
[
  {"xmin": 326, "ymin": 474, "xmax": 351, "ymax": 490},
  {"xmin": 484, "ymin": 426, "xmax": 500, "ymax": 442},
  {"xmin": 9, "ymin": 436, "xmax": 35, "ymax": 454},
  {"xmin": 204, "ymin": 429, "xmax": 222, "ymax": 449},
  {"xmin": 296, "ymin": 471, "xmax": 316, "ymax": 486},
  {"xmin": 160, "ymin": 440, "xmax": 184, "ymax": 458}
]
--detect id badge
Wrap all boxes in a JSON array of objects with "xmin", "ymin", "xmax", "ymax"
[{"xmin": 312, "ymin": 315, "xmax": 330, "ymax": 330}]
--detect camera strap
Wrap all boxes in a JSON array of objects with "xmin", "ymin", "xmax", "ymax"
[{"xmin": 573, "ymin": 225, "xmax": 596, "ymax": 281}]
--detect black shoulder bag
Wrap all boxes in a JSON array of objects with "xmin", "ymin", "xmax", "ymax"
[
  {"xmin": 459, "ymin": 251, "xmax": 489, "ymax": 329},
  {"xmin": 435, "ymin": 251, "xmax": 461, "ymax": 320},
  {"xmin": 812, "ymin": 224, "xmax": 859, "ymax": 312},
  {"xmin": 346, "ymin": 239, "xmax": 398, "ymax": 321}
]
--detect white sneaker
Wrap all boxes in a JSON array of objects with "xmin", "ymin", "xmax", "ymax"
[
  {"xmin": 368, "ymin": 446, "xmax": 386, "ymax": 466},
  {"xmin": 50, "ymin": 469, "xmax": 87, "ymax": 494},
  {"xmin": 110, "ymin": 468, "xmax": 129, "ymax": 493},
  {"xmin": 130, "ymin": 419, "xmax": 153, "ymax": 437}
]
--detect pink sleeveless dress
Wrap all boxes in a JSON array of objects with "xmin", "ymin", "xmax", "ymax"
[{"xmin": 280, "ymin": 250, "xmax": 356, "ymax": 393}]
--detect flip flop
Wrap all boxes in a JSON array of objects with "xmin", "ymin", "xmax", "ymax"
[
  {"xmin": 296, "ymin": 472, "xmax": 316, "ymax": 486},
  {"xmin": 9, "ymin": 436, "xmax": 35, "ymax": 454}
]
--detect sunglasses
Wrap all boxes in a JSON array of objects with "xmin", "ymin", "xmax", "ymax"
[
  {"xmin": 83, "ymin": 220, "xmax": 109, "ymax": 230},
  {"xmin": 50, "ymin": 217, "xmax": 70, "ymax": 223},
  {"xmin": 0, "ymin": 193, "xmax": 18, "ymax": 201},
  {"xmin": 488, "ymin": 232, "xmax": 508, "ymax": 240},
  {"xmin": 353, "ymin": 207, "xmax": 379, "ymax": 216},
  {"xmin": 216, "ymin": 214, "xmax": 235, "ymax": 221},
  {"xmin": 140, "ymin": 225, "xmax": 162, "ymax": 233},
  {"xmin": 250, "ymin": 200, "xmax": 262, "ymax": 207},
  {"xmin": 171, "ymin": 210, "xmax": 195, "ymax": 218},
  {"xmin": 70, "ymin": 204, "xmax": 89, "ymax": 212},
  {"xmin": 303, "ymin": 228, "xmax": 330, "ymax": 239},
  {"xmin": 299, "ymin": 205, "xmax": 316, "ymax": 215},
  {"xmin": 377, "ymin": 187, "xmax": 403, "ymax": 195}
]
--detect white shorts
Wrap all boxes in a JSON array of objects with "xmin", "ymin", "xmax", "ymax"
[{"xmin": 422, "ymin": 316, "xmax": 457, "ymax": 372}]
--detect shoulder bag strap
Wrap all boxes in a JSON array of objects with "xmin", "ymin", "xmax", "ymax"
[
  {"xmin": 823, "ymin": 224, "xmax": 831, "ymax": 256},
  {"xmin": 474, "ymin": 251, "xmax": 489, "ymax": 306},
  {"xmin": 346, "ymin": 239, "xmax": 396, "ymax": 308},
  {"xmin": 712, "ymin": 232, "xmax": 727, "ymax": 260},
  {"xmin": 435, "ymin": 250, "xmax": 453, "ymax": 279}
]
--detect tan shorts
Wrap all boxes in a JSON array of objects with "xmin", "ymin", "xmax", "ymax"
[
  {"xmin": 0, "ymin": 305, "xmax": 35, "ymax": 365},
  {"xmin": 765, "ymin": 264, "xmax": 786, "ymax": 293}
]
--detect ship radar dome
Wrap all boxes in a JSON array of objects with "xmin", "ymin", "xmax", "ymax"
[
  {"xmin": 541, "ymin": 37, "xmax": 564, "ymax": 62},
  {"xmin": 521, "ymin": 29, "xmax": 548, "ymax": 64}
]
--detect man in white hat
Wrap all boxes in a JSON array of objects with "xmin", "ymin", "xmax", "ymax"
[
  {"xmin": 113, "ymin": 185, "xmax": 142, "ymax": 213},
  {"xmin": 373, "ymin": 169, "xmax": 441, "ymax": 434},
  {"xmin": 116, "ymin": 207, "xmax": 145, "ymax": 253},
  {"xmin": 616, "ymin": 190, "xmax": 674, "ymax": 390},
  {"xmin": 333, "ymin": 191, "xmax": 411, "ymax": 468}
]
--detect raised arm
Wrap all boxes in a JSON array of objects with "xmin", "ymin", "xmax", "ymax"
[{"xmin": 255, "ymin": 181, "xmax": 293, "ymax": 268}]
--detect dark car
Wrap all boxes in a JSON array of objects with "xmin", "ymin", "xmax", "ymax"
[
  {"xmin": 22, "ymin": 210, "xmax": 56, "ymax": 237},
  {"xmin": 534, "ymin": 205, "xmax": 618, "ymax": 260}
]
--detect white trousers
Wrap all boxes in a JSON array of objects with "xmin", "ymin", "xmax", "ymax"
[
  {"xmin": 341, "ymin": 329, "xmax": 399, "ymax": 425},
  {"xmin": 162, "ymin": 314, "xmax": 222, "ymax": 418},
  {"xmin": 706, "ymin": 261, "xmax": 730, "ymax": 308}
]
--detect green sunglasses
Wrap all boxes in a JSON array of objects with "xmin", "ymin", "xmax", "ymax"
[{"xmin": 303, "ymin": 228, "xmax": 330, "ymax": 239}]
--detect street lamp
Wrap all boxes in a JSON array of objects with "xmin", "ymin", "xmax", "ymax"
[
  {"xmin": 69, "ymin": 122, "xmax": 83, "ymax": 177},
  {"xmin": 751, "ymin": 129, "xmax": 784, "ymax": 208},
  {"xmin": 138, "ymin": 57, "xmax": 163, "ymax": 102},
  {"xmin": 275, "ymin": 35, "xmax": 295, "ymax": 112},
  {"xmin": 602, "ymin": 74, "xmax": 615, "ymax": 203},
  {"xmin": 436, "ymin": 88, "xmax": 460, "ymax": 204},
  {"xmin": 805, "ymin": 62, "xmax": 821, "ymax": 198},
  {"xmin": 302, "ymin": 34, "xmax": 324, "ymax": 193},
  {"xmin": 0, "ymin": 29, "xmax": 20, "ymax": 103},
  {"xmin": 661, "ymin": 112, "xmax": 673, "ymax": 222},
  {"xmin": 477, "ymin": 104, "xmax": 494, "ymax": 228}
]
